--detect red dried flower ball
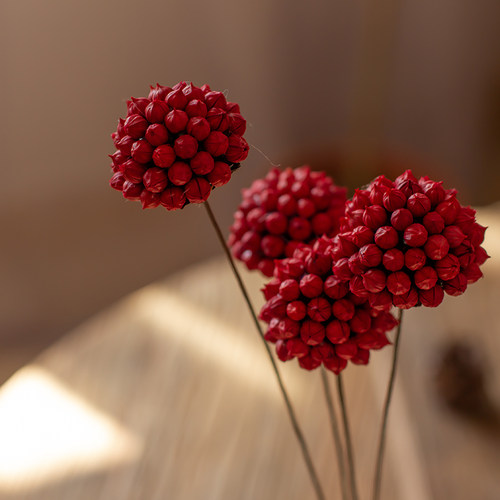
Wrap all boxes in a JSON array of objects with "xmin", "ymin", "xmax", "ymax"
[
  {"xmin": 259, "ymin": 238, "xmax": 398, "ymax": 374},
  {"xmin": 228, "ymin": 166, "xmax": 347, "ymax": 277},
  {"xmin": 109, "ymin": 81, "xmax": 249, "ymax": 210},
  {"xmin": 335, "ymin": 170, "xmax": 489, "ymax": 308}
]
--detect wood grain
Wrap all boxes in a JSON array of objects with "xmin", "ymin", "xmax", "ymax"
[{"xmin": 0, "ymin": 207, "xmax": 498, "ymax": 500}]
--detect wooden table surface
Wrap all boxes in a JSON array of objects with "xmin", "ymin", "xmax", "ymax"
[{"xmin": 0, "ymin": 207, "xmax": 499, "ymax": 500}]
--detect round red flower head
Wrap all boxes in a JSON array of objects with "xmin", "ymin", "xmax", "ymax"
[
  {"xmin": 228, "ymin": 166, "xmax": 347, "ymax": 277},
  {"xmin": 259, "ymin": 237, "xmax": 398, "ymax": 373},
  {"xmin": 109, "ymin": 82, "xmax": 249, "ymax": 210},
  {"xmin": 334, "ymin": 170, "xmax": 489, "ymax": 309}
]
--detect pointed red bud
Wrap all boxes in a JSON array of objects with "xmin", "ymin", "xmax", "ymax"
[
  {"xmin": 159, "ymin": 186, "xmax": 186, "ymax": 210},
  {"xmin": 166, "ymin": 89, "xmax": 188, "ymax": 109},
  {"xmin": 190, "ymin": 151, "xmax": 215, "ymax": 175},
  {"xmin": 300, "ymin": 321, "xmax": 325, "ymax": 346},
  {"xmin": 383, "ymin": 189, "xmax": 407, "ymax": 211},
  {"xmin": 363, "ymin": 269, "xmax": 387, "ymax": 293},
  {"xmin": 387, "ymin": 271, "xmax": 411, "ymax": 295},
  {"xmin": 145, "ymin": 124, "xmax": 168, "ymax": 146},
  {"xmin": 391, "ymin": 208, "xmax": 413, "ymax": 231},
  {"xmin": 226, "ymin": 135, "xmax": 249, "ymax": 163},
  {"xmin": 351, "ymin": 226, "xmax": 374, "ymax": 247},
  {"xmin": 443, "ymin": 273, "xmax": 468, "ymax": 296},
  {"xmin": 185, "ymin": 177, "xmax": 211, "ymax": 203},
  {"xmin": 363, "ymin": 205, "xmax": 387, "ymax": 229},
  {"xmin": 152, "ymin": 144, "xmax": 176, "ymax": 168},
  {"xmin": 326, "ymin": 320, "xmax": 350, "ymax": 344},
  {"xmin": 392, "ymin": 287, "xmax": 419, "ymax": 309},
  {"xmin": 308, "ymin": 297, "xmax": 332, "ymax": 322},
  {"xmin": 279, "ymin": 279, "xmax": 300, "ymax": 301},
  {"xmin": 140, "ymin": 190, "xmax": 161, "ymax": 209},
  {"xmin": 324, "ymin": 276, "xmax": 349, "ymax": 299},
  {"xmin": 404, "ymin": 223, "xmax": 428, "ymax": 247},
  {"xmin": 332, "ymin": 298, "xmax": 355, "ymax": 321},
  {"xmin": 336, "ymin": 339, "xmax": 358, "ymax": 360},
  {"xmin": 383, "ymin": 248, "xmax": 404, "ymax": 271},
  {"xmin": 404, "ymin": 248, "xmax": 426, "ymax": 271},
  {"xmin": 124, "ymin": 114, "xmax": 148, "ymax": 139},
  {"xmin": 435, "ymin": 254, "xmax": 460, "ymax": 280},
  {"xmin": 167, "ymin": 161, "xmax": 192, "ymax": 186},
  {"xmin": 204, "ymin": 131, "xmax": 229, "ymax": 157},
  {"xmin": 414, "ymin": 266, "xmax": 438, "ymax": 290},
  {"xmin": 418, "ymin": 286, "xmax": 444, "ymax": 307},
  {"xmin": 131, "ymin": 140, "xmax": 154, "ymax": 164},
  {"xmin": 422, "ymin": 211, "xmax": 445, "ymax": 234},
  {"xmin": 349, "ymin": 309, "xmax": 372, "ymax": 334},
  {"xmin": 359, "ymin": 244, "xmax": 383, "ymax": 267},
  {"xmin": 122, "ymin": 181, "xmax": 142, "ymax": 200},
  {"xmin": 299, "ymin": 274, "xmax": 323, "ymax": 298},
  {"xmin": 164, "ymin": 109, "xmax": 189, "ymax": 133},
  {"xmin": 375, "ymin": 226, "xmax": 399, "ymax": 249}
]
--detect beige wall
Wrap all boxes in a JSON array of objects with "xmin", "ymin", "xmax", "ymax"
[{"xmin": 1, "ymin": 0, "xmax": 499, "ymax": 354}]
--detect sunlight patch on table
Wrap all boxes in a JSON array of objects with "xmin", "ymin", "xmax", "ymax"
[
  {"xmin": 132, "ymin": 286, "xmax": 307, "ymax": 398},
  {"xmin": 0, "ymin": 367, "xmax": 142, "ymax": 493}
]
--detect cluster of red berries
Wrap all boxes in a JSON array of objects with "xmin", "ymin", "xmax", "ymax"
[
  {"xmin": 332, "ymin": 170, "xmax": 489, "ymax": 309},
  {"xmin": 109, "ymin": 82, "xmax": 249, "ymax": 210},
  {"xmin": 259, "ymin": 238, "xmax": 398, "ymax": 373},
  {"xmin": 228, "ymin": 166, "xmax": 346, "ymax": 276}
]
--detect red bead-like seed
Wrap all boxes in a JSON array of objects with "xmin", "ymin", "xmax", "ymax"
[
  {"xmin": 131, "ymin": 140, "xmax": 154, "ymax": 164},
  {"xmin": 407, "ymin": 193, "xmax": 431, "ymax": 217},
  {"xmin": 190, "ymin": 151, "xmax": 215, "ymax": 175},
  {"xmin": 359, "ymin": 244, "xmax": 383, "ymax": 267},
  {"xmin": 160, "ymin": 186, "xmax": 186, "ymax": 210},
  {"xmin": 363, "ymin": 205, "xmax": 387, "ymax": 229},
  {"xmin": 186, "ymin": 117, "xmax": 211, "ymax": 141},
  {"xmin": 387, "ymin": 271, "xmax": 411, "ymax": 295},
  {"xmin": 391, "ymin": 208, "xmax": 413, "ymax": 231},
  {"xmin": 174, "ymin": 135, "xmax": 198, "ymax": 159},
  {"xmin": 363, "ymin": 269, "xmax": 387, "ymax": 293},
  {"xmin": 404, "ymin": 248, "xmax": 426, "ymax": 271},
  {"xmin": 153, "ymin": 144, "xmax": 176, "ymax": 168},
  {"xmin": 265, "ymin": 212, "xmax": 288, "ymax": 235},
  {"xmin": 279, "ymin": 279, "xmax": 300, "ymax": 301},
  {"xmin": 300, "ymin": 321, "xmax": 325, "ymax": 346},
  {"xmin": 261, "ymin": 234, "xmax": 285, "ymax": 258},
  {"xmin": 143, "ymin": 167, "xmax": 168, "ymax": 193},
  {"xmin": 145, "ymin": 100, "xmax": 169, "ymax": 123},
  {"xmin": 383, "ymin": 189, "xmax": 407, "ymax": 211},
  {"xmin": 204, "ymin": 131, "xmax": 229, "ymax": 157},
  {"xmin": 287, "ymin": 300, "xmax": 307, "ymax": 321},
  {"xmin": 307, "ymin": 297, "xmax": 332, "ymax": 322},
  {"xmin": 164, "ymin": 109, "xmax": 188, "ymax": 133},
  {"xmin": 326, "ymin": 320, "xmax": 350, "ymax": 344},
  {"xmin": 332, "ymin": 299, "xmax": 355, "ymax": 321},
  {"xmin": 185, "ymin": 177, "xmax": 211, "ymax": 203},
  {"xmin": 145, "ymin": 123, "xmax": 169, "ymax": 146},
  {"xmin": 404, "ymin": 223, "xmax": 428, "ymax": 247},
  {"xmin": 167, "ymin": 161, "xmax": 192, "ymax": 186},
  {"xmin": 207, "ymin": 161, "xmax": 231, "ymax": 187},
  {"xmin": 422, "ymin": 211, "xmax": 445, "ymax": 234},
  {"xmin": 300, "ymin": 274, "xmax": 323, "ymax": 298},
  {"xmin": 383, "ymin": 248, "xmax": 404, "ymax": 271},
  {"xmin": 288, "ymin": 217, "xmax": 312, "ymax": 240},
  {"xmin": 374, "ymin": 226, "xmax": 399, "ymax": 249},
  {"xmin": 424, "ymin": 234, "xmax": 450, "ymax": 260},
  {"xmin": 226, "ymin": 135, "xmax": 249, "ymax": 163},
  {"xmin": 414, "ymin": 266, "xmax": 438, "ymax": 290},
  {"xmin": 418, "ymin": 286, "xmax": 444, "ymax": 307},
  {"xmin": 323, "ymin": 276, "xmax": 349, "ymax": 299}
]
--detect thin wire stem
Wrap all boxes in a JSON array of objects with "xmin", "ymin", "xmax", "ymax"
[
  {"xmin": 204, "ymin": 201, "xmax": 326, "ymax": 500},
  {"xmin": 372, "ymin": 308, "xmax": 404, "ymax": 500},
  {"xmin": 337, "ymin": 373, "xmax": 358, "ymax": 500},
  {"xmin": 320, "ymin": 366, "xmax": 349, "ymax": 500}
]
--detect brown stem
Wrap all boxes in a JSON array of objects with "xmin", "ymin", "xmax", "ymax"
[
  {"xmin": 337, "ymin": 373, "xmax": 358, "ymax": 500},
  {"xmin": 372, "ymin": 308, "xmax": 404, "ymax": 500},
  {"xmin": 204, "ymin": 201, "xmax": 326, "ymax": 500},
  {"xmin": 320, "ymin": 366, "xmax": 349, "ymax": 500}
]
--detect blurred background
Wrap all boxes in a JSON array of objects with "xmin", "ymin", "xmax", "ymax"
[{"xmin": 1, "ymin": 0, "xmax": 500, "ymax": 384}]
